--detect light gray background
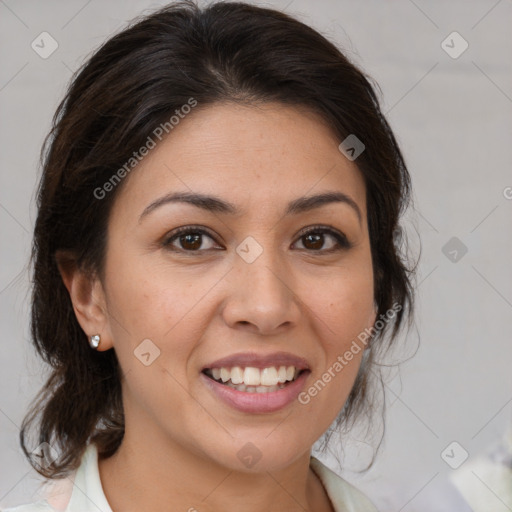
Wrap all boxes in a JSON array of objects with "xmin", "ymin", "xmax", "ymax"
[{"xmin": 1, "ymin": 1, "xmax": 511, "ymax": 510}]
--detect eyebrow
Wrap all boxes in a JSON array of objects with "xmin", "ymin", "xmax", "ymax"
[{"xmin": 138, "ymin": 191, "xmax": 362, "ymax": 224}]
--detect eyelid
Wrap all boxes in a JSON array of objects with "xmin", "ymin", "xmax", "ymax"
[
  {"xmin": 293, "ymin": 224, "xmax": 352, "ymax": 250},
  {"xmin": 162, "ymin": 224, "xmax": 352, "ymax": 253},
  {"xmin": 162, "ymin": 225, "xmax": 222, "ymax": 249}
]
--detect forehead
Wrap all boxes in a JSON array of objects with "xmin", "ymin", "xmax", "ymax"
[{"xmin": 111, "ymin": 102, "xmax": 367, "ymax": 219}]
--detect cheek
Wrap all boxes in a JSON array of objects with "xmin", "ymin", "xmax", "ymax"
[
  {"xmin": 298, "ymin": 274, "xmax": 372, "ymax": 420},
  {"xmin": 103, "ymin": 254, "xmax": 226, "ymax": 392},
  {"xmin": 305, "ymin": 269, "xmax": 375, "ymax": 345},
  {"xmin": 310, "ymin": 266, "xmax": 374, "ymax": 403},
  {"xmin": 105, "ymin": 253, "xmax": 212, "ymax": 337},
  {"xmin": 103, "ymin": 257, "xmax": 208, "ymax": 407}
]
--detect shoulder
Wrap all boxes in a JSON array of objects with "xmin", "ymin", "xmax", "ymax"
[
  {"xmin": 1, "ymin": 501, "xmax": 54, "ymax": 512},
  {"xmin": 310, "ymin": 456, "xmax": 378, "ymax": 512},
  {"xmin": 1, "ymin": 445, "xmax": 88, "ymax": 512}
]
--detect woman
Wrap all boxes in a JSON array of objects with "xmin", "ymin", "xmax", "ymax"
[{"xmin": 5, "ymin": 1, "xmax": 413, "ymax": 511}]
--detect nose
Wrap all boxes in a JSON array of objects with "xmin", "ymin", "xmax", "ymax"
[{"xmin": 221, "ymin": 246, "xmax": 302, "ymax": 336}]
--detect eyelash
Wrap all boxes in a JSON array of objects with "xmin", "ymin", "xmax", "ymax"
[{"xmin": 162, "ymin": 224, "xmax": 352, "ymax": 254}]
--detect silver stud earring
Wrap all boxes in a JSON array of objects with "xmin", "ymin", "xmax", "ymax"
[{"xmin": 89, "ymin": 334, "xmax": 101, "ymax": 350}]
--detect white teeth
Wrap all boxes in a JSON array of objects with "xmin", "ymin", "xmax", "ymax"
[
  {"xmin": 207, "ymin": 365, "xmax": 302, "ymax": 388},
  {"xmin": 277, "ymin": 366, "xmax": 287, "ymax": 383},
  {"xmin": 243, "ymin": 367, "xmax": 261, "ymax": 386},
  {"xmin": 225, "ymin": 382, "xmax": 282, "ymax": 393},
  {"xmin": 230, "ymin": 366, "xmax": 244, "ymax": 385},
  {"xmin": 260, "ymin": 367, "xmax": 278, "ymax": 386}
]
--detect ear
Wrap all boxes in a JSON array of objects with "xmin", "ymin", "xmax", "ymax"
[{"xmin": 56, "ymin": 251, "xmax": 113, "ymax": 351}]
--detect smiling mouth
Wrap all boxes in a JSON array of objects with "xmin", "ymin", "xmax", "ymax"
[{"xmin": 202, "ymin": 365, "xmax": 307, "ymax": 393}]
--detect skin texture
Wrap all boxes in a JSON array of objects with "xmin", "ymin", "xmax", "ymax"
[{"xmin": 60, "ymin": 102, "xmax": 377, "ymax": 512}]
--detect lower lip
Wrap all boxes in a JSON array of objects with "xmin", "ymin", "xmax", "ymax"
[{"xmin": 200, "ymin": 371, "xmax": 310, "ymax": 413}]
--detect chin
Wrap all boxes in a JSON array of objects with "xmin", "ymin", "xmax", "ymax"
[{"xmin": 201, "ymin": 434, "xmax": 313, "ymax": 474}]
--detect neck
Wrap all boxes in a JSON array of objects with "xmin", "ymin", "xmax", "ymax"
[{"xmin": 98, "ymin": 424, "xmax": 332, "ymax": 512}]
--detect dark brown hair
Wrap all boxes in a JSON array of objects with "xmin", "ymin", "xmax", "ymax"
[{"xmin": 21, "ymin": 0, "xmax": 414, "ymax": 479}]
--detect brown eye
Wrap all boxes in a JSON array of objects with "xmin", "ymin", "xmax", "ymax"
[
  {"xmin": 302, "ymin": 233, "xmax": 324, "ymax": 250},
  {"xmin": 162, "ymin": 225, "xmax": 351, "ymax": 255},
  {"xmin": 293, "ymin": 226, "xmax": 352, "ymax": 252},
  {"xmin": 163, "ymin": 226, "xmax": 221, "ymax": 252},
  {"xmin": 179, "ymin": 233, "xmax": 203, "ymax": 250}
]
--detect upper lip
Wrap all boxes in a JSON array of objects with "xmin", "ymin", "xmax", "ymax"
[{"xmin": 203, "ymin": 351, "xmax": 311, "ymax": 371}]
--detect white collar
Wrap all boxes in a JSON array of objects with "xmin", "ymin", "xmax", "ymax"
[{"xmin": 42, "ymin": 443, "xmax": 376, "ymax": 512}]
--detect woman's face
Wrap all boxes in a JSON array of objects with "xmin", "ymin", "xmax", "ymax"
[{"xmin": 97, "ymin": 102, "xmax": 376, "ymax": 472}]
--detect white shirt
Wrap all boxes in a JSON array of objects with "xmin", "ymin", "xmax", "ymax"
[{"xmin": 2, "ymin": 443, "xmax": 378, "ymax": 512}]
